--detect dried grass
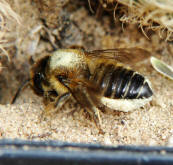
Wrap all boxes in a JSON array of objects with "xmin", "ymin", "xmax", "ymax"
[
  {"xmin": 116, "ymin": 0, "xmax": 173, "ymax": 40},
  {"xmin": 98, "ymin": 0, "xmax": 173, "ymax": 41},
  {"xmin": 0, "ymin": 0, "xmax": 21, "ymax": 59}
]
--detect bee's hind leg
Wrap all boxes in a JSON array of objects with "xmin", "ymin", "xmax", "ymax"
[
  {"xmin": 84, "ymin": 106, "xmax": 104, "ymax": 134},
  {"xmin": 93, "ymin": 108, "xmax": 104, "ymax": 134},
  {"xmin": 69, "ymin": 86, "xmax": 105, "ymax": 133}
]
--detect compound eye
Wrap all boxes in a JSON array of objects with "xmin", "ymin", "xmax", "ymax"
[{"xmin": 33, "ymin": 72, "xmax": 44, "ymax": 95}]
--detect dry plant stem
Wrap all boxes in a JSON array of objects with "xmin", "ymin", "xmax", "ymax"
[
  {"xmin": 115, "ymin": 0, "xmax": 173, "ymax": 40},
  {"xmin": 0, "ymin": 0, "xmax": 21, "ymax": 59}
]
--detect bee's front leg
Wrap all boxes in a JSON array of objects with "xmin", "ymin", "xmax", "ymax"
[
  {"xmin": 43, "ymin": 92, "xmax": 71, "ymax": 116},
  {"xmin": 54, "ymin": 92, "xmax": 71, "ymax": 109},
  {"xmin": 43, "ymin": 76, "xmax": 71, "ymax": 116}
]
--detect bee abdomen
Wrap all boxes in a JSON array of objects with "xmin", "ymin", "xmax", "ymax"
[
  {"xmin": 95, "ymin": 63, "xmax": 153, "ymax": 99},
  {"xmin": 124, "ymin": 73, "xmax": 153, "ymax": 99}
]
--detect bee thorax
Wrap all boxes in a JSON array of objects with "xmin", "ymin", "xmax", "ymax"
[{"xmin": 49, "ymin": 49, "xmax": 87, "ymax": 71}]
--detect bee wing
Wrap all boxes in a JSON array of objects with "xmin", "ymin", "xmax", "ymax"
[
  {"xmin": 67, "ymin": 78, "xmax": 101, "ymax": 94},
  {"xmin": 85, "ymin": 48, "xmax": 151, "ymax": 65},
  {"xmin": 65, "ymin": 77, "xmax": 103, "ymax": 103}
]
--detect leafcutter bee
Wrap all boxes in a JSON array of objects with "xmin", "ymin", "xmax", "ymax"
[{"xmin": 12, "ymin": 48, "xmax": 153, "ymax": 129}]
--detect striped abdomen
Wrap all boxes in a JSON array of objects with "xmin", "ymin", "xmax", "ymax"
[{"xmin": 92, "ymin": 63, "xmax": 153, "ymax": 99}]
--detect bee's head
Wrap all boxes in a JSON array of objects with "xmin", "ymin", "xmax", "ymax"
[{"xmin": 30, "ymin": 56, "xmax": 50, "ymax": 96}]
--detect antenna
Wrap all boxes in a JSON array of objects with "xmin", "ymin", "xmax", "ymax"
[{"xmin": 11, "ymin": 78, "xmax": 30, "ymax": 104}]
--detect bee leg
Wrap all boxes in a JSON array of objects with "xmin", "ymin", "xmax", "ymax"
[
  {"xmin": 40, "ymin": 103, "xmax": 54, "ymax": 121},
  {"xmin": 92, "ymin": 107, "xmax": 104, "ymax": 134},
  {"xmin": 43, "ymin": 76, "xmax": 72, "ymax": 115},
  {"xmin": 54, "ymin": 92, "xmax": 71, "ymax": 111},
  {"xmin": 96, "ymin": 109, "xmax": 102, "ymax": 126},
  {"xmin": 69, "ymin": 86, "xmax": 104, "ymax": 133},
  {"xmin": 66, "ymin": 105, "xmax": 80, "ymax": 117},
  {"xmin": 84, "ymin": 106, "xmax": 103, "ymax": 133},
  {"xmin": 43, "ymin": 92, "xmax": 71, "ymax": 116}
]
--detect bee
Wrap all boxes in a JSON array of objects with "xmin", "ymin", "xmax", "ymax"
[{"xmin": 12, "ymin": 48, "xmax": 153, "ymax": 129}]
